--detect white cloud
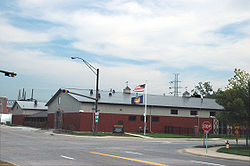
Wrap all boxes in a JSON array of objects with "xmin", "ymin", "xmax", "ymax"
[
  {"xmin": 0, "ymin": 18, "xmax": 51, "ymax": 43},
  {"xmin": 0, "ymin": 0, "xmax": 249, "ymax": 100}
]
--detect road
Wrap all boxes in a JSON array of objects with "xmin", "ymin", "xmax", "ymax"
[{"xmin": 0, "ymin": 126, "xmax": 248, "ymax": 166}]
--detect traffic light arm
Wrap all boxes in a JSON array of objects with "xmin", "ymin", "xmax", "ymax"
[
  {"xmin": 0, "ymin": 70, "xmax": 17, "ymax": 77},
  {"xmin": 61, "ymin": 89, "xmax": 97, "ymax": 101}
]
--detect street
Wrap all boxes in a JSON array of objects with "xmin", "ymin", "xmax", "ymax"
[{"xmin": 0, "ymin": 126, "xmax": 248, "ymax": 166}]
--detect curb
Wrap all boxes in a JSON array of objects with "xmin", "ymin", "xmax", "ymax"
[{"xmin": 183, "ymin": 146, "xmax": 250, "ymax": 162}]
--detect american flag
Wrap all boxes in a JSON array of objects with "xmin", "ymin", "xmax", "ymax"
[{"xmin": 133, "ymin": 84, "xmax": 146, "ymax": 92}]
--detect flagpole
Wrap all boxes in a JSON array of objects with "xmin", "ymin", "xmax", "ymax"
[{"xmin": 144, "ymin": 81, "xmax": 148, "ymax": 136}]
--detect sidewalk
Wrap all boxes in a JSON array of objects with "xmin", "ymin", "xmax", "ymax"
[
  {"xmin": 125, "ymin": 132, "xmax": 153, "ymax": 139},
  {"xmin": 183, "ymin": 146, "xmax": 250, "ymax": 162}
]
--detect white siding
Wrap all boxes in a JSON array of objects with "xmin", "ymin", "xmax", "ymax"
[{"xmin": 79, "ymin": 102, "xmax": 215, "ymax": 118}]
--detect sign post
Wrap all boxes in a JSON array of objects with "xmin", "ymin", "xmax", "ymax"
[
  {"xmin": 235, "ymin": 126, "xmax": 240, "ymax": 144},
  {"xmin": 95, "ymin": 112, "xmax": 99, "ymax": 123},
  {"xmin": 202, "ymin": 121, "xmax": 212, "ymax": 154}
]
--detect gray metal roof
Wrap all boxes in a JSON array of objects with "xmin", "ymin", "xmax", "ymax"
[
  {"xmin": 27, "ymin": 111, "xmax": 48, "ymax": 118},
  {"xmin": 68, "ymin": 89, "xmax": 223, "ymax": 110},
  {"xmin": 14, "ymin": 101, "xmax": 48, "ymax": 110}
]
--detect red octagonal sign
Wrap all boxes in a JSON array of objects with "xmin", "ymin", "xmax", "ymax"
[{"xmin": 202, "ymin": 121, "xmax": 212, "ymax": 133}]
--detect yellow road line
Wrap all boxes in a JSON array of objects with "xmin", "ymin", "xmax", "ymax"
[{"xmin": 90, "ymin": 152, "xmax": 169, "ymax": 166}]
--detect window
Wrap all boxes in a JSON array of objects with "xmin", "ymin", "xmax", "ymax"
[
  {"xmin": 210, "ymin": 112, "xmax": 216, "ymax": 116},
  {"xmin": 118, "ymin": 120, "xmax": 123, "ymax": 125},
  {"xmin": 190, "ymin": 111, "xmax": 198, "ymax": 116},
  {"xmin": 171, "ymin": 109, "xmax": 178, "ymax": 115},
  {"xmin": 129, "ymin": 116, "xmax": 136, "ymax": 121},
  {"xmin": 152, "ymin": 116, "xmax": 160, "ymax": 122},
  {"xmin": 58, "ymin": 96, "xmax": 61, "ymax": 105},
  {"xmin": 140, "ymin": 116, "xmax": 148, "ymax": 122}
]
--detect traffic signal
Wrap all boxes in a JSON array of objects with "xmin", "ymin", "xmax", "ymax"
[
  {"xmin": 62, "ymin": 89, "xmax": 69, "ymax": 93},
  {"xmin": 5, "ymin": 73, "xmax": 16, "ymax": 77}
]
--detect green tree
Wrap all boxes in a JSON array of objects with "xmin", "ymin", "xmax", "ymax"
[
  {"xmin": 216, "ymin": 69, "xmax": 249, "ymax": 126},
  {"xmin": 216, "ymin": 68, "xmax": 249, "ymax": 148},
  {"xmin": 191, "ymin": 81, "xmax": 215, "ymax": 98}
]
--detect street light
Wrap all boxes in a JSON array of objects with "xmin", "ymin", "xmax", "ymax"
[{"xmin": 71, "ymin": 56, "xmax": 99, "ymax": 136}]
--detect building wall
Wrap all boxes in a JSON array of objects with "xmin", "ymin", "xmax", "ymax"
[
  {"xmin": 97, "ymin": 113, "xmax": 213, "ymax": 133},
  {"xmin": 48, "ymin": 113, "xmax": 55, "ymax": 128},
  {"xmin": 47, "ymin": 111, "xmax": 214, "ymax": 134},
  {"xmin": 12, "ymin": 115, "xmax": 27, "ymax": 125},
  {"xmin": 48, "ymin": 92, "xmax": 216, "ymax": 118},
  {"xmin": 12, "ymin": 103, "xmax": 24, "ymax": 115},
  {"xmin": 81, "ymin": 102, "xmax": 214, "ymax": 118},
  {"xmin": 48, "ymin": 93, "xmax": 81, "ymax": 114},
  {"xmin": 0, "ymin": 97, "xmax": 8, "ymax": 114},
  {"xmin": 47, "ymin": 92, "xmax": 217, "ymax": 133},
  {"xmin": 12, "ymin": 104, "xmax": 44, "ymax": 115}
]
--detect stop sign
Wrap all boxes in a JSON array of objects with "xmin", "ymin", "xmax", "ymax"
[{"xmin": 202, "ymin": 121, "xmax": 212, "ymax": 133}]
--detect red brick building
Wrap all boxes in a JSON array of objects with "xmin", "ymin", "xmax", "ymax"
[
  {"xmin": 12, "ymin": 100, "xmax": 47, "ymax": 125},
  {"xmin": 46, "ymin": 88, "xmax": 223, "ymax": 134},
  {"xmin": 0, "ymin": 97, "xmax": 8, "ymax": 114}
]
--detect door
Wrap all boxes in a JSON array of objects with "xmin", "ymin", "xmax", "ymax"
[{"xmin": 55, "ymin": 111, "xmax": 63, "ymax": 129}]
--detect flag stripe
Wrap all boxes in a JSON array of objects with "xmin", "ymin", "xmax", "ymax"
[{"xmin": 134, "ymin": 84, "xmax": 145, "ymax": 92}]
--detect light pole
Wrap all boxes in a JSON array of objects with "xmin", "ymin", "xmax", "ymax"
[{"xmin": 71, "ymin": 56, "xmax": 99, "ymax": 136}]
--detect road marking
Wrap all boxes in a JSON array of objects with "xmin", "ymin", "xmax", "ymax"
[
  {"xmin": 90, "ymin": 152, "xmax": 168, "ymax": 166},
  {"xmin": 125, "ymin": 151, "xmax": 143, "ymax": 155},
  {"xmin": 191, "ymin": 160, "xmax": 225, "ymax": 166},
  {"xmin": 60, "ymin": 155, "xmax": 75, "ymax": 160}
]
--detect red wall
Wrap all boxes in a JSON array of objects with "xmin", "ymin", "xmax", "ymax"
[
  {"xmin": 0, "ymin": 97, "xmax": 8, "ymax": 114},
  {"xmin": 63, "ymin": 112, "xmax": 80, "ymax": 131},
  {"xmin": 47, "ymin": 112, "xmax": 213, "ymax": 134},
  {"xmin": 48, "ymin": 113, "xmax": 55, "ymax": 128},
  {"xmin": 79, "ymin": 112, "xmax": 93, "ymax": 132},
  {"xmin": 12, "ymin": 115, "xmax": 27, "ymax": 125}
]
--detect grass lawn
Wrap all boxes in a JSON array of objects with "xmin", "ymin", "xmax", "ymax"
[
  {"xmin": 0, "ymin": 160, "xmax": 16, "ymax": 166},
  {"xmin": 137, "ymin": 133, "xmax": 246, "ymax": 139},
  {"xmin": 138, "ymin": 133, "xmax": 195, "ymax": 138},
  {"xmin": 71, "ymin": 132, "xmax": 137, "ymax": 137},
  {"xmin": 217, "ymin": 146, "xmax": 250, "ymax": 157},
  {"xmin": 209, "ymin": 134, "xmax": 246, "ymax": 140}
]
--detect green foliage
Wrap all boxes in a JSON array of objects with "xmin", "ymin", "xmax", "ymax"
[
  {"xmin": 191, "ymin": 81, "xmax": 215, "ymax": 98},
  {"xmin": 217, "ymin": 146, "xmax": 250, "ymax": 156},
  {"xmin": 140, "ymin": 133, "xmax": 194, "ymax": 138},
  {"xmin": 216, "ymin": 68, "xmax": 250, "ymax": 126}
]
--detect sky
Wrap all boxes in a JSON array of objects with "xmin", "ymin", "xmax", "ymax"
[{"xmin": 0, "ymin": 0, "xmax": 250, "ymax": 102}]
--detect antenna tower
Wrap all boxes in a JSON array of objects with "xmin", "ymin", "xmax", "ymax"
[{"xmin": 169, "ymin": 73, "xmax": 182, "ymax": 96}]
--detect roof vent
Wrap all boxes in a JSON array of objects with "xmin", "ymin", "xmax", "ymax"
[
  {"xmin": 110, "ymin": 88, "xmax": 115, "ymax": 93},
  {"xmin": 90, "ymin": 89, "xmax": 93, "ymax": 95},
  {"xmin": 123, "ymin": 86, "xmax": 131, "ymax": 94},
  {"xmin": 109, "ymin": 92, "xmax": 112, "ymax": 97},
  {"xmin": 34, "ymin": 100, "xmax": 38, "ymax": 107},
  {"xmin": 182, "ymin": 91, "xmax": 191, "ymax": 98},
  {"xmin": 98, "ymin": 93, "xmax": 101, "ymax": 99}
]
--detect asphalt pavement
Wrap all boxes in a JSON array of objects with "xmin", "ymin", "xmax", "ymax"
[{"xmin": 0, "ymin": 125, "xmax": 249, "ymax": 166}]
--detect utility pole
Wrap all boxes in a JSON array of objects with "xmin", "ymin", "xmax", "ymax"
[{"xmin": 71, "ymin": 57, "xmax": 99, "ymax": 136}]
